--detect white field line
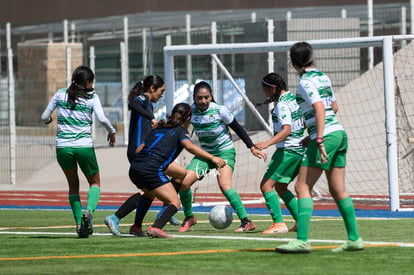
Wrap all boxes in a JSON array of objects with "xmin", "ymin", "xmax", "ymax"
[
  {"xmin": 0, "ymin": 216, "xmax": 409, "ymax": 231},
  {"xmin": 0, "ymin": 230, "xmax": 413, "ymax": 248}
]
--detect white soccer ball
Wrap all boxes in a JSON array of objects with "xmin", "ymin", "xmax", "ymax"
[{"xmin": 208, "ymin": 205, "xmax": 233, "ymax": 229}]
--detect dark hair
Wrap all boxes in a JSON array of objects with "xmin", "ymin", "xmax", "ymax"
[
  {"xmin": 257, "ymin": 73, "xmax": 287, "ymax": 106},
  {"xmin": 158, "ymin": 103, "xmax": 192, "ymax": 128},
  {"xmin": 192, "ymin": 81, "xmax": 216, "ymax": 103},
  {"xmin": 128, "ymin": 75, "xmax": 164, "ymax": 103},
  {"xmin": 67, "ymin": 66, "xmax": 95, "ymax": 110},
  {"xmin": 289, "ymin": 41, "xmax": 314, "ymax": 70}
]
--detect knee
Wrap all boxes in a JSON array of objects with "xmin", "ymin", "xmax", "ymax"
[
  {"xmin": 172, "ymin": 201, "xmax": 181, "ymax": 210},
  {"xmin": 295, "ymin": 182, "xmax": 310, "ymax": 197},
  {"xmin": 260, "ymin": 180, "xmax": 275, "ymax": 194}
]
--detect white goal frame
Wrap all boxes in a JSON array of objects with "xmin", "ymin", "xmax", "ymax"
[{"xmin": 163, "ymin": 35, "xmax": 414, "ymax": 212}]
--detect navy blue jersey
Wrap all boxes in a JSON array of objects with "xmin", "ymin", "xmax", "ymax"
[
  {"xmin": 127, "ymin": 94, "xmax": 155, "ymax": 163},
  {"xmin": 131, "ymin": 125, "xmax": 191, "ymax": 173}
]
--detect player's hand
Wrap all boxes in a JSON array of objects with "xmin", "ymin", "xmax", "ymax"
[
  {"xmin": 250, "ymin": 146, "xmax": 267, "ymax": 162},
  {"xmin": 45, "ymin": 116, "xmax": 53, "ymax": 125},
  {"xmin": 211, "ymin": 156, "xmax": 226, "ymax": 168},
  {"xmin": 318, "ymin": 143, "xmax": 329, "ymax": 164},
  {"xmin": 107, "ymin": 132, "xmax": 116, "ymax": 147},
  {"xmin": 254, "ymin": 141, "xmax": 269, "ymax": 150},
  {"xmin": 151, "ymin": 119, "xmax": 158, "ymax": 129}
]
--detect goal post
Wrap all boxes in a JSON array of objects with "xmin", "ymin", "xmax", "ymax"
[{"xmin": 163, "ymin": 35, "xmax": 414, "ymax": 212}]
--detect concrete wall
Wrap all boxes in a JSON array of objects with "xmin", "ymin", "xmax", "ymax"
[{"xmin": 16, "ymin": 43, "xmax": 83, "ymax": 126}]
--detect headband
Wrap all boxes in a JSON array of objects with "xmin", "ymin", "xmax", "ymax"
[{"xmin": 261, "ymin": 79, "xmax": 275, "ymax": 87}]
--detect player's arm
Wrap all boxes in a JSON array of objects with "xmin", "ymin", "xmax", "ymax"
[
  {"xmin": 93, "ymin": 95, "xmax": 116, "ymax": 147},
  {"xmin": 129, "ymin": 98, "xmax": 155, "ymax": 121},
  {"xmin": 181, "ymin": 139, "xmax": 226, "ymax": 168},
  {"xmin": 228, "ymin": 119, "xmax": 267, "ymax": 161},
  {"xmin": 255, "ymin": 124, "xmax": 291, "ymax": 150},
  {"xmin": 313, "ymin": 101, "xmax": 328, "ymax": 163},
  {"xmin": 332, "ymin": 100, "xmax": 338, "ymax": 114},
  {"xmin": 41, "ymin": 93, "xmax": 58, "ymax": 124}
]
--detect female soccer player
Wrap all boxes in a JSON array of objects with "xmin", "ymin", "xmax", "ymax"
[
  {"xmin": 41, "ymin": 65, "xmax": 116, "ymax": 238},
  {"xmin": 254, "ymin": 72, "xmax": 306, "ymax": 234},
  {"xmin": 104, "ymin": 75, "xmax": 184, "ymax": 237},
  {"xmin": 276, "ymin": 42, "xmax": 364, "ymax": 253},
  {"xmin": 129, "ymin": 102, "xmax": 226, "ymax": 238},
  {"xmin": 178, "ymin": 81, "xmax": 267, "ymax": 233}
]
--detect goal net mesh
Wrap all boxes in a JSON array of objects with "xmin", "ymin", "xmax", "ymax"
[{"xmin": 174, "ymin": 40, "xmax": 414, "ymax": 210}]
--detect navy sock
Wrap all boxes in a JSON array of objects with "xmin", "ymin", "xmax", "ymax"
[
  {"xmin": 134, "ymin": 195, "xmax": 153, "ymax": 227},
  {"xmin": 115, "ymin": 193, "xmax": 141, "ymax": 219},
  {"xmin": 152, "ymin": 204, "xmax": 178, "ymax": 229}
]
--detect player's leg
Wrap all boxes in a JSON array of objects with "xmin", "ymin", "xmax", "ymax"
[
  {"xmin": 128, "ymin": 194, "xmax": 153, "ymax": 236},
  {"xmin": 260, "ymin": 177, "xmax": 288, "ymax": 234},
  {"xmin": 260, "ymin": 149, "xmax": 290, "ymax": 234},
  {"xmin": 327, "ymin": 167, "xmax": 364, "ymax": 252},
  {"xmin": 164, "ymin": 161, "xmax": 187, "ymax": 225},
  {"xmin": 178, "ymin": 157, "xmax": 208, "ymax": 232},
  {"xmin": 145, "ymin": 182, "xmax": 181, "ymax": 238},
  {"xmin": 78, "ymin": 147, "xmax": 101, "ymax": 236},
  {"xmin": 216, "ymin": 165, "xmax": 255, "ymax": 232},
  {"xmin": 268, "ymin": 149, "xmax": 302, "ymax": 230},
  {"xmin": 104, "ymin": 192, "xmax": 142, "ymax": 236},
  {"xmin": 178, "ymin": 170, "xmax": 199, "ymax": 232},
  {"xmin": 57, "ymin": 147, "xmax": 86, "ymax": 238},
  {"xmin": 276, "ymin": 165, "xmax": 321, "ymax": 253},
  {"xmin": 277, "ymin": 186, "xmax": 298, "ymax": 232},
  {"xmin": 63, "ymin": 167, "xmax": 84, "ymax": 235}
]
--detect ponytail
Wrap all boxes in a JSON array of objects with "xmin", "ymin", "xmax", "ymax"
[{"xmin": 67, "ymin": 66, "xmax": 95, "ymax": 110}]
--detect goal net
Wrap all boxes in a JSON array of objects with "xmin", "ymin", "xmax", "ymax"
[{"xmin": 165, "ymin": 36, "xmax": 414, "ymax": 211}]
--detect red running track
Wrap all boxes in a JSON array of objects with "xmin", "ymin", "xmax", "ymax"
[{"xmin": 0, "ymin": 191, "xmax": 401, "ymax": 210}]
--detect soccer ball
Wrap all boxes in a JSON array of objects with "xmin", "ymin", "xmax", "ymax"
[{"xmin": 208, "ymin": 205, "xmax": 233, "ymax": 229}]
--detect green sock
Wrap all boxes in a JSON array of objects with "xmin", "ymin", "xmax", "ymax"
[
  {"xmin": 263, "ymin": 191, "xmax": 283, "ymax": 223},
  {"xmin": 297, "ymin": 198, "xmax": 313, "ymax": 242},
  {"xmin": 87, "ymin": 186, "xmax": 100, "ymax": 213},
  {"xmin": 223, "ymin": 188, "xmax": 247, "ymax": 220},
  {"xmin": 281, "ymin": 190, "xmax": 298, "ymax": 221},
  {"xmin": 336, "ymin": 196, "xmax": 360, "ymax": 241},
  {"xmin": 69, "ymin": 194, "xmax": 82, "ymax": 224},
  {"xmin": 179, "ymin": 189, "xmax": 193, "ymax": 217}
]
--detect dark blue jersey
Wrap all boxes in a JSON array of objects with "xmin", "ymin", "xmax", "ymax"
[
  {"xmin": 131, "ymin": 125, "xmax": 191, "ymax": 173},
  {"xmin": 127, "ymin": 94, "xmax": 155, "ymax": 163}
]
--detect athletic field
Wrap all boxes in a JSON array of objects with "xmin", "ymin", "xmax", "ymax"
[{"xmin": 0, "ymin": 191, "xmax": 413, "ymax": 274}]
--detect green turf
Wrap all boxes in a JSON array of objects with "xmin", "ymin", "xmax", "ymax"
[{"xmin": 0, "ymin": 210, "xmax": 412, "ymax": 274}]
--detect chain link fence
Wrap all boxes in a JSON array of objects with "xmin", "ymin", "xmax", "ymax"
[{"xmin": 0, "ymin": 3, "xmax": 411, "ymax": 185}]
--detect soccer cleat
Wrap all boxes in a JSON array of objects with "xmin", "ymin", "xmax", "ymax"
[
  {"xmin": 104, "ymin": 214, "xmax": 122, "ymax": 236},
  {"xmin": 261, "ymin": 222, "xmax": 288, "ymax": 234},
  {"xmin": 82, "ymin": 210, "xmax": 93, "ymax": 236},
  {"xmin": 332, "ymin": 237, "xmax": 364, "ymax": 252},
  {"xmin": 234, "ymin": 219, "xmax": 256, "ymax": 232},
  {"xmin": 178, "ymin": 215, "xmax": 197, "ymax": 232},
  {"xmin": 169, "ymin": 216, "xmax": 181, "ymax": 226},
  {"xmin": 288, "ymin": 222, "xmax": 297, "ymax": 232},
  {"xmin": 76, "ymin": 223, "xmax": 88, "ymax": 238},
  {"xmin": 129, "ymin": 224, "xmax": 147, "ymax": 237},
  {"xmin": 276, "ymin": 239, "xmax": 312, "ymax": 253},
  {"xmin": 147, "ymin": 226, "xmax": 174, "ymax": 238}
]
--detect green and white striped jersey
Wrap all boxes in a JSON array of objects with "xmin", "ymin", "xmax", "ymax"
[
  {"xmin": 295, "ymin": 68, "xmax": 343, "ymax": 138},
  {"xmin": 191, "ymin": 102, "xmax": 234, "ymax": 153},
  {"xmin": 41, "ymin": 88, "xmax": 115, "ymax": 148},
  {"xmin": 272, "ymin": 91, "xmax": 305, "ymax": 153}
]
